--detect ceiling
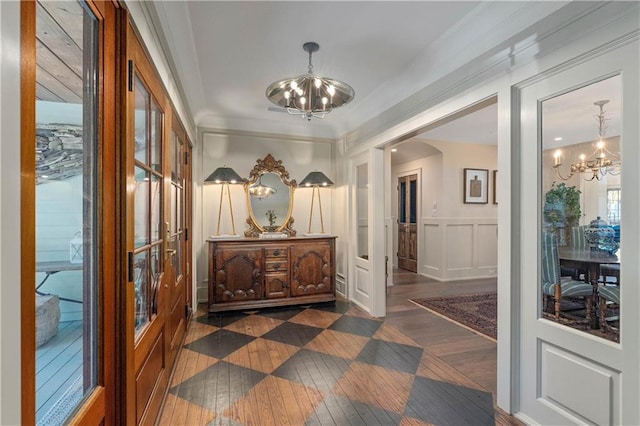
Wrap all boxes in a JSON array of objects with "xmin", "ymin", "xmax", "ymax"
[{"xmin": 147, "ymin": 2, "xmax": 619, "ymax": 146}]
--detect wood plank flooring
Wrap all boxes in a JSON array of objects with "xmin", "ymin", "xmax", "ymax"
[
  {"xmin": 36, "ymin": 320, "xmax": 83, "ymax": 423},
  {"xmin": 160, "ymin": 271, "xmax": 520, "ymax": 425}
]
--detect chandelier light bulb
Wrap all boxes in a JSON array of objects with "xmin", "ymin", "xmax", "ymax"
[
  {"xmin": 322, "ymin": 97, "xmax": 328, "ymax": 105},
  {"xmin": 300, "ymin": 97, "xmax": 306, "ymax": 106},
  {"xmin": 327, "ymin": 85, "xmax": 336, "ymax": 96},
  {"xmin": 284, "ymin": 91, "xmax": 291, "ymax": 99},
  {"xmin": 314, "ymin": 78, "xmax": 321, "ymax": 88},
  {"xmin": 290, "ymin": 81, "xmax": 298, "ymax": 90}
]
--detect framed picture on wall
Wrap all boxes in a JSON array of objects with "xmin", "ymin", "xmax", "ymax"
[
  {"xmin": 463, "ymin": 168, "xmax": 489, "ymax": 204},
  {"xmin": 493, "ymin": 170, "xmax": 498, "ymax": 204}
]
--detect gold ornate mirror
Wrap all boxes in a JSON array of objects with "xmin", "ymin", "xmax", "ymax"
[{"xmin": 244, "ymin": 154, "xmax": 297, "ymax": 237}]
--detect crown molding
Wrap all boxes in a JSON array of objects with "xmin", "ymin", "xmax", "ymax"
[{"xmin": 343, "ymin": 1, "xmax": 636, "ymax": 152}]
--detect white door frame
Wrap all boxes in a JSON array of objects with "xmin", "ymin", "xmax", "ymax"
[{"xmin": 348, "ymin": 148, "xmax": 386, "ymax": 318}]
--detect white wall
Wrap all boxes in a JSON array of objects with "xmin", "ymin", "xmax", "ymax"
[
  {"xmin": 392, "ymin": 140, "xmax": 497, "ymax": 281},
  {"xmin": 1, "ymin": 1, "xmax": 23, "ymax": 423},
  {"xmin": 195, "ymin": 130, "xmax": 334, "ymax": 302},
  {"xmin": 36, "ymin": 177, "xmax": 84, "ymax": 321}
]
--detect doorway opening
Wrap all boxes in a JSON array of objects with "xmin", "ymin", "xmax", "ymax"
[{"xmin": 385, "ymin": 96, "xmax": 499, "ymax": 398}]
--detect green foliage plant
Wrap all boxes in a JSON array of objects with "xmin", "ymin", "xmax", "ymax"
[{"xmin": 543, "ymin": 182, "xmax": 582, "ymax": 235}]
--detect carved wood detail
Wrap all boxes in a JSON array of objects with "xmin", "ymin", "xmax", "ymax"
[
  {"xmin": 290, "ymin": 242, "xmax": 333, "ymax": 297},
  {"xmin": 214, "ymin": 247, "xmax": 263, "ymax": 303}
]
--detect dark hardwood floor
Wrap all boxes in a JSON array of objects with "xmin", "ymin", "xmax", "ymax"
[{"xmin": 159, "ymin": 270, "xmax": 520, "ymax": 425}]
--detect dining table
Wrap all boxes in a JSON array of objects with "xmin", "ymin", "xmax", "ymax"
[{"xmin": 558, "ymin": 247, "xmax": 619, "ymax": 329}]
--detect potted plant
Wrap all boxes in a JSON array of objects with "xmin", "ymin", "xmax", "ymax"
[{"xmin": 543, "ymin": 182, "xmax": 581, "ymax": 245}]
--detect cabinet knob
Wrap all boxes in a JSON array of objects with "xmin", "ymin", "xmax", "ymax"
[{"xmin": 273, "ymin": 250, "xmax": 280, "ymax": 257}]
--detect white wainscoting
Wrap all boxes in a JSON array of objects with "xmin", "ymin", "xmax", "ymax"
[{"xmin": 421, "ymin": 217, "xmax": 497, "ymax": 281}]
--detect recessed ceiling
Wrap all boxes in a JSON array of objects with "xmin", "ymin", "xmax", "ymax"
[{"xmin": 148, "ymin": 1, "xmax": 570, "ymax": 139}]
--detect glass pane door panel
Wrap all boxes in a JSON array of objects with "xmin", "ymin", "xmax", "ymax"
[
  {"xmin": 171, "ymin": 131, "xmax": 182, "ymax": 182},
  {"xmin": 151, "ymin": 101, "xmax": 162, "ymax": 171},
  {"xmin": 410, "ymin": 179, "xmax": 417, "ymax": 224},
  {"xmin": 134, "ymin": 167, "xmax": 149, "ymax": 248},
  {"xmin": 357, "ymin": 163, "xmax": 369, "ymax": 259},
  {"xmin": 170, "ymin": 184, "xmax": 177, "ymax": 233},
  {"xmin": 150, "ymin": 174, "xmax": 161, "ymax": 242},
  {"xmin": 34, "ymin": 1, "xmax": 98, "ymax": 422},
  {"xmin": 399, "ymin": 181, "xmax": 406, "ymax": 223},
  {"xmin": 540, "ymin": 75, "xmax": 621, "ymax": 341},
  {"xmin": 134, "ymin": 77, "xmax": 149, "ymax": 164},
  {"xmin": 134, "ymin": 251, "xmax": 149, "ymax": 334}
]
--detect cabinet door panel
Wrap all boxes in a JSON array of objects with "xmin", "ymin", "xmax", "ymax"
[
  {"xmin": 214, "ymin": 247, "xmax": 263, "ymax": 302},
  {"xmin": 265, "ymin": 273, "xmax": 289, "ymax": 299},
  {"xmin": 290, "ymin": 242, "xmax": 333, "ymax": 296}
]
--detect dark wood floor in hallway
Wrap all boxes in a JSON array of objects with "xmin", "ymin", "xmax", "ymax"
[{"xmin": 159, "ymin": 271, "xmax": 520, "ymax": 425}]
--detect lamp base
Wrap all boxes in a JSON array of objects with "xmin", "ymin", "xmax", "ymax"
[
  {"xmin": 209, "ymin": 234, "xmax": 242, "ymax": 239},
  {"xmin": 259, "ymin": 232, "xmax": 288, "ymax": 239},
  {"xmin": 303, "ymin": 232, "xmax": 329, "ymax": 237}
]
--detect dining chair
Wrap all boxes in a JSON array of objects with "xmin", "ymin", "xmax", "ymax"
[
  {"xmin": 598, "ymin": 285, "xmax": 620, "ymax": 335},
  {"xmin": 571, "ymin": 225, "xmax": 588, "ymax": 250},
  {"xmin": 542, "ymin": 232, "xmax": 594, "ymax": 322},
  {"xmin": 561, "ymin": 225, "xmax": 588, "ymax": 280}
]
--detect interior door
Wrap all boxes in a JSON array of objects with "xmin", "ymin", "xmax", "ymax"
[
  {"xmin": 397, "ymin": 174, "xmax": 418, "ymax": 272},
  {"xmin": 517, "ymin": 42, "xmax": 639, "ymax": 424},
  {"xmin": 124, "ymin": 23, "xmax": 170, "ymax": 425}
]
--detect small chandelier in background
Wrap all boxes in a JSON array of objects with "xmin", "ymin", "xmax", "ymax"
[
  {"xmin": 266, "ymin": 42, "xmax": 355, "ymax": 121},
  {"xmin": 552, "ymin": 99, "xmax": 621, "ymax": 181}
]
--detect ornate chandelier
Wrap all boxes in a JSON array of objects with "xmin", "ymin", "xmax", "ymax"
[
  {"xmin": 265, "ymin": 42, "xmax": 355, "ymax": 121},
  {"xmin": 552, "ymin": 99, "xmax": 621, "ymax": 181}
]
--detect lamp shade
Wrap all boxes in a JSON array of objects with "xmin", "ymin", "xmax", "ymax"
[
  {"xmin": 299, "ymin": 171, "xmax": 334, "ymax": 187},
  {"xmin": 204, "ymin": 166, "xmax": 245, "ymax": 184}
]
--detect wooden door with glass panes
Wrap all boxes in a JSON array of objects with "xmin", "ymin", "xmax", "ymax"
[
  {"xmin": 166, "ymin": 117, "xmax": 191, "ymax": 370},
  {"xmin": 397, "ymin": 174, "xmax": 418, "ymax": 272},
  {"xmin": 22, "ymin": 1, "xmax": 117, "ymax": 424},
  {"xmin": 124, "ymin": 23, "xmax": 171, "ymax": 425}
]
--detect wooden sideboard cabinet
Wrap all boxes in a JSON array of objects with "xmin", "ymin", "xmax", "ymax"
[{"xmin": 208, "ymin": 236, "xmax": 336, "ymax": 312}]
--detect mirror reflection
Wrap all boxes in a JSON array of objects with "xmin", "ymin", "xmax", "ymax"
[
  {"xmin": 540, "ymin": 75, "xmax": 621, "ymax": 342},
  {"xmin": 249, "ymin": 172, "xmax": 291, "ymax": 231}
]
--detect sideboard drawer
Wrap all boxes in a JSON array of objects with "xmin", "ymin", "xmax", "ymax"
[
  {"xmin": 265, "ymin": 260, "xmax": 286, "ymax": 273},
  {"xmin": 265, "ymin": 247, "xmax": 287, "ymax": 259}
]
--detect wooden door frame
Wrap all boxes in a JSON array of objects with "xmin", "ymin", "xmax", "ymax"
[{"xmin": 20, "ymin": 1, "xmax": 118, "ymax": 423}]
